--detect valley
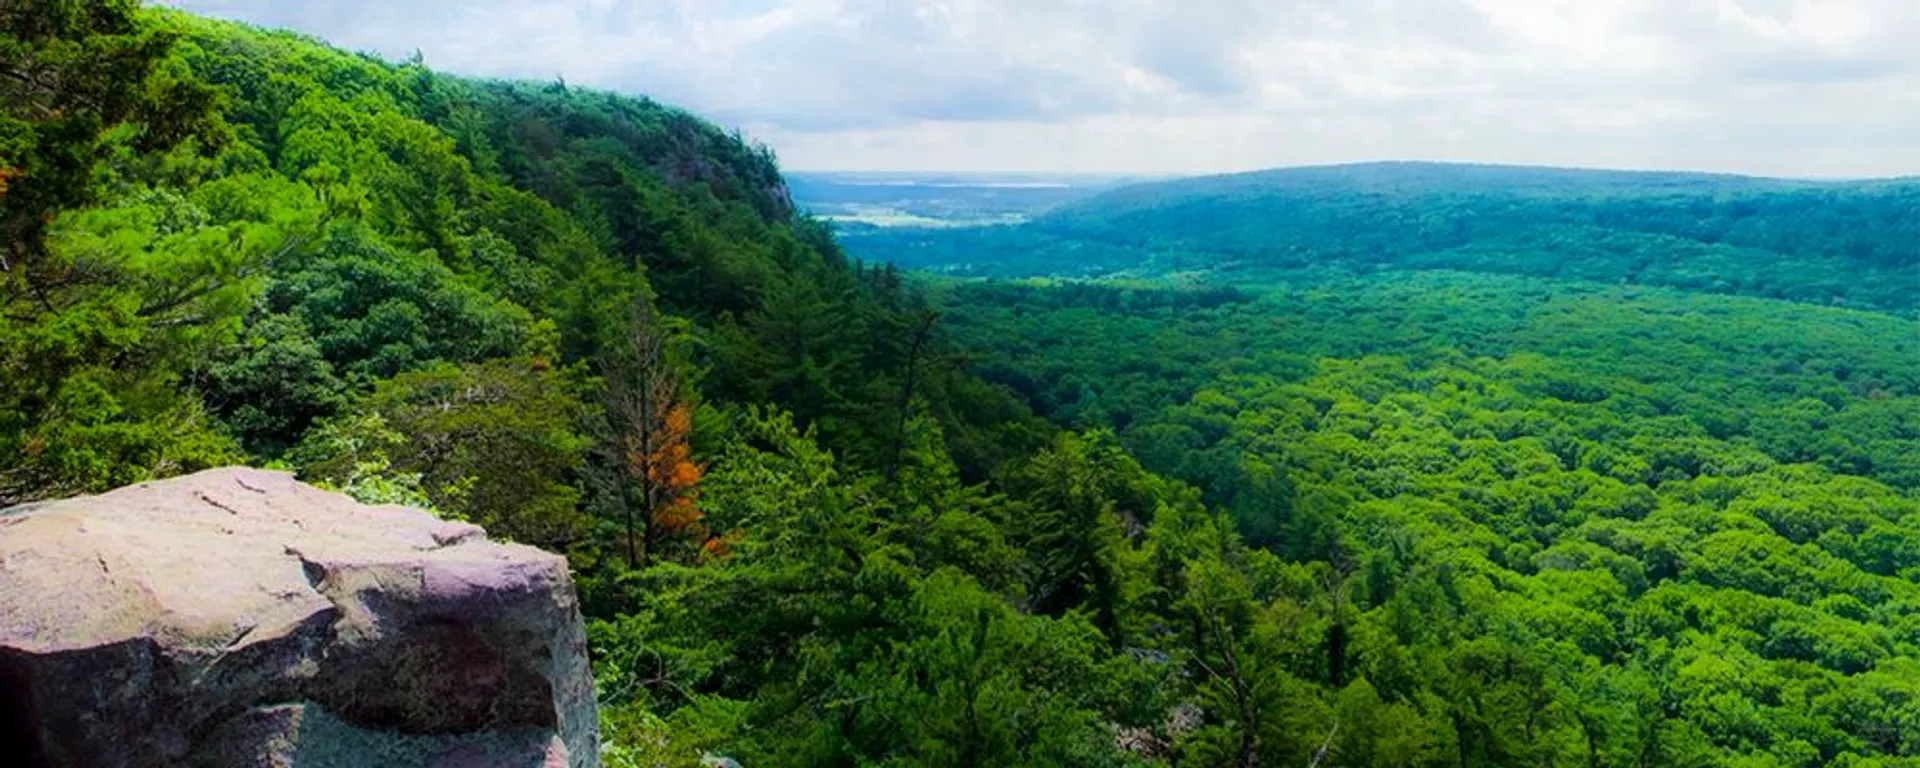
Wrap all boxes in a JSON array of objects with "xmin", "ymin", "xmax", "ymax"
[{"xmin": 2, "ymin": 4, "xmax": 1916, "ymax": 767}]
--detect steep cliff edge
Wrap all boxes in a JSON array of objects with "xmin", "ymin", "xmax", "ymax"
[{"xmin": 0, "ymin": 467, "xmax": 598, "ymax": 768}]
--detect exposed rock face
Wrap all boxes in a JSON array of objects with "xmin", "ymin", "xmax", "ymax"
[{"xmin": 0, "ymin": 468, "xmax": 598, "ymax": 768}]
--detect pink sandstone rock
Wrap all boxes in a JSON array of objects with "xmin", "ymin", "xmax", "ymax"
[{"xmin": 0, "ymin": 467, "xmax": 599, "ymax": 767}]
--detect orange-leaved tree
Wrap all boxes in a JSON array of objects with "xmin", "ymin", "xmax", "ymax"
[
  {"xmin": 595, "ymin": 306, "xmax": 706, "ymax": 567},
  {"xmin": 632, "ymin": 400, "xmax": 704, "ymax": 540}
]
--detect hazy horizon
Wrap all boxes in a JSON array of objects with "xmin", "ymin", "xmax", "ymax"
[{"xmin": 786, "ymin": 160, "xmax": 1913, "ymax": 182}]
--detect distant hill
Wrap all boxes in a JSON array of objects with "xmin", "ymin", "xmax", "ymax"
[
  {"xmin": 839, "ymin": 161, "xmax": 1920, "ymax": 314},
  {"xmin": 1063, "ymin": 161, "xmax": 1833, "ymax": 206}
]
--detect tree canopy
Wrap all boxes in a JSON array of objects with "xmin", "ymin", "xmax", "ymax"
[{"xmin": 3, "ymin": 6, "xmax": 1916, "ymax": 767}]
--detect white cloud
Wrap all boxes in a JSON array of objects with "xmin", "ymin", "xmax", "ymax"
[{"xmin": 164, "ymin": 0, "xmax": 1920, "ymax": 176}]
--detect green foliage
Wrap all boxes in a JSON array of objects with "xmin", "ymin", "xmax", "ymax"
[
  {"xmin": 264, "ymin": 223, "xmax": 534, "ymax": 380},
  {"xmin": 0, "ymin": 174, "xmax": 310, "ymax": 501},
  {"xmin": 1010, "ymin": 431, "xmax": 1146, "ymax": 645},
  {"xmin": 836, "ymin": 569, "xmax": 1127, "ymax": 767},
  {"xmin": 1, "ymin": 0, "xmax": 225, "ymax": 272},
  {"xmin": 6, "ymin": 6, "xmax": 1916, "ymax": 767},
  {"xmin": 282, "ymin": 409, "xmax": 432, "ymax": 510},
  {"xmin": 843, "ymin": 162, "xmax": 1920, "ymax": 315},
  {"xmin": 923, "ymin": 266, "xmax": 1920, "ymax": 765},
  {"xmin": 293, "ymin": 358, "xmax": 592, "ymax": 550}
]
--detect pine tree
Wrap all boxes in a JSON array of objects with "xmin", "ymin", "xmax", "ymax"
[{"xmin": 1, "ymin": 0, "xmax": 222, "ymax": 294}]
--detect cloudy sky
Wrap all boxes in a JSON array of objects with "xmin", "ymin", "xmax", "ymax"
[{"xmin": 165, "ymin": 0, "xmax": 1918, "ymax": 177}]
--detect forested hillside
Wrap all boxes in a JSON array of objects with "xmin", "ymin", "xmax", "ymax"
[
  {"xmin": 916, "ymin": 274, "xmax": 1920, "ymax": 767},
  {"xmin": 4, "ymin": 4, "xmax": 1919, "ymax": 768},
  {"xmin": 843, "ymin": 162, "xmax": 1920, "ymax": 315}
]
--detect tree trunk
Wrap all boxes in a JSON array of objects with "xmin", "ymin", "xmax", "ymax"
[{"xmin": 887, "ymin": 310, "xmax": 940, "ymax": 481}]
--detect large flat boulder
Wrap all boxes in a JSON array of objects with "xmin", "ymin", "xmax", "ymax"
[{"xmin": 0, "ymin": 467, "xmax": 598, "ymax": 767}]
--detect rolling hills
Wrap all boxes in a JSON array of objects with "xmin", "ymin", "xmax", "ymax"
[
  {"xmin": 5, "ymin": 3, "xmax": 1920, "ymax": 766},
  {"xmin": 840, "ymin": 161, "xmax": 1920, "ymax": 314}
]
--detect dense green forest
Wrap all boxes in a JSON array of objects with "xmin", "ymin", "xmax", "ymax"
[
  {"xmin": 4, "ymin": 4, "xmax": 1919, "ymax": 767},
  {"xmin": 842, "ymin": 163, "xmax": 1920, "ymax": 315},
  {"xmin": 927, "ymin": 274, "xmax": 1920, "ymax": 766}
]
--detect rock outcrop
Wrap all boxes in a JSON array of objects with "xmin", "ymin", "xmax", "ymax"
[{"xmin": 0, "ymin": 468, "xmax": 598, "ymax": 767}]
